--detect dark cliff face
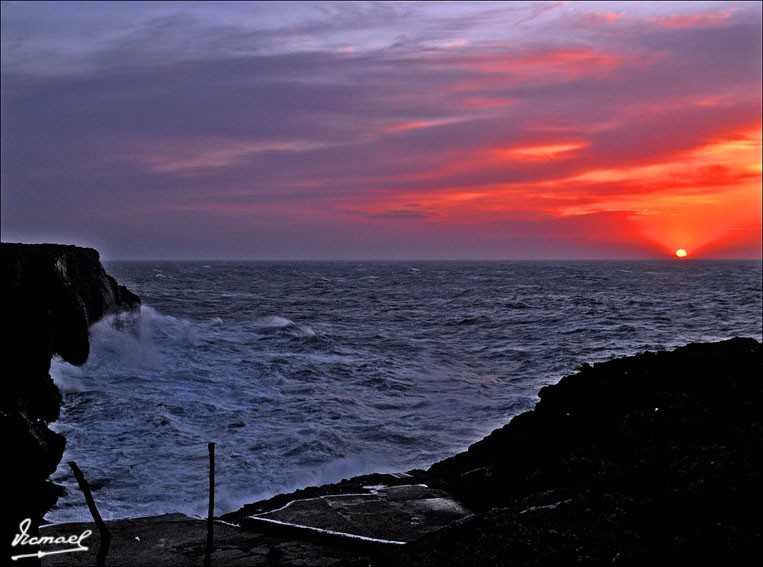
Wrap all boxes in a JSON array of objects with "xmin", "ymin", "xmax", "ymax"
[{"xmin": 1, "ymin": 243, "xmax": 140, "ymax": 549}]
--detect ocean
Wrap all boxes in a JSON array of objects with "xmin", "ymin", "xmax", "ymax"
[{"xmin": 46, "ymin": 260, "xmax": 762, "ymax": 522}]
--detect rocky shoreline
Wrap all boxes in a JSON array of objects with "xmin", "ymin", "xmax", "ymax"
[
  {"xmin": 3, "ymin": 244, "xmax": 761, "ymax": 565},
  {"xmin": 221, "ymin": 336, "xmax": 763, "ymax": 566},
  {"xmin": 34, "ymin": 338, "xmax": 763, "ymax": 566},
  {"xmin": 1, "ymin": 243, "xmax": 140, "ymax": 560}
]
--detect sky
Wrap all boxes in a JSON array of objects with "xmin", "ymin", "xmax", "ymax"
[{"xmin": 1, "ymin": 1, "xmax": 761, "ymax": 260}]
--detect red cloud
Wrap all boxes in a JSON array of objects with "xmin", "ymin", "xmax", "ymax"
[
  {"xmin": 575, "ymin": 10, "xmax": 628, "ymax": 28},
  {"xmin": 447, "ymin": 48, "xmax": 626, "ymax": 78},
  {"xmin": 649, "ymin": 10, "xmax": 734, "ymax": 29}
]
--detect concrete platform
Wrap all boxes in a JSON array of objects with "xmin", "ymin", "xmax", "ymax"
[
  {"xmin": 33, "ymin": 485, "xmax": 470, "ymax": 565},
  {"xmin": 37, "ymin": 513, "xmax": 362, "ymax": 566},
  {"xmin": 242, "ymin": 484, "xmax": 472, "ymax": 545}
]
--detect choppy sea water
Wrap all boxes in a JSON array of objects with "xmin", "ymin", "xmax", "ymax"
[{"xmin": 47, "ymin": 261, "xmax": 762, "ymax": 522}]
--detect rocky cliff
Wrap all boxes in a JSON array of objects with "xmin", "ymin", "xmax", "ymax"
[{"xmin": 1, "ymin": 243, "xmax": 140, "ymax": 553}]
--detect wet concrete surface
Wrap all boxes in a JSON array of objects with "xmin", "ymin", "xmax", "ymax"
[
  {"xmin": 34, "ymin": 483, "xmax": 470, "ymax": 566},
  {"xmin": 37, "ymin": 513, "xmax": 362, "ymax": 566},
  {"xmin": 244, "ymin": 484, "xmax": 471, "ymax": 544}
]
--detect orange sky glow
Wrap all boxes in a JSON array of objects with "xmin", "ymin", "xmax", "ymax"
[{"xmin": 345, "ymin": 120, "xmax": 761, "ymax": 258}]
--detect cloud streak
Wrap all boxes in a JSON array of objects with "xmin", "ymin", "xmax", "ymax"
[{"xmin": 1, "ymin": 1, "xmax": 760, "ymax": 259}]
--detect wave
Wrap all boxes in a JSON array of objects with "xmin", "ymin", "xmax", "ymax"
[
  {"xmin": 51, "ymin": 305, "xmax": 197, "ymax": 393},
  {"xmin": 255, "ymin": 315, "xmax": 295, "ymax": 329},
  {"xmin": 448, "ymin": 315, "xmax": 491, "ymax": 326},
  {"xmin": 254, "ymin": 315, "xmax": 316, "ymax": 338}
]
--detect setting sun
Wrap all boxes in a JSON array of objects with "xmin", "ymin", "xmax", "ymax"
[{"xmin": 675, "ymin": 249, "xmax": 688, "ymax": 258}]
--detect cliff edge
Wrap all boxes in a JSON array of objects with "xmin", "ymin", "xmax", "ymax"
[{"xmin": 0, "ymin": 243, "xmax": 140, "ymax": 553}]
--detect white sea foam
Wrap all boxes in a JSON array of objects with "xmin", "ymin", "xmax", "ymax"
[
  {"xmin": 50, "ymin": 357, "xmax": 87, "ymax": 393},
  {"xmin": 88, "ymin": 308, "xmax": 163, "ymax": 370},
  {"xmin": 51, "ymin": 305, "xmax": 197, "ymax": 392},
  {"xmin": 255, "ymin": 315, "xmax": 294, "ymax": 328},
  {"xmin": 254, "ymin": 315, "xmax": 315, "ymax": 337}
]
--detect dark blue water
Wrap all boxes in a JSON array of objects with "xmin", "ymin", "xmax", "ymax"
[{"xmin": 47, "ymin": 261, "xmax": 762, "ymax": 522}]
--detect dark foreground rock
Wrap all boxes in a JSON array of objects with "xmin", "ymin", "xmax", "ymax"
[
  {"xmin": 400, "ymin": 337, "xmax": 763, "ymax": 566},
  {"xmin": 1, "ymin": 243, "xmax": 140, "ymax": 559}
]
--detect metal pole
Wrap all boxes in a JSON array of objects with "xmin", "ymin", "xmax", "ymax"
[
  {"xmin": 203, "ymin": 442, "xmax": 215, "ymax": 567},
  {"xmin": 68, "ymin": 461, "xmax": 111, "ymax": 567}
]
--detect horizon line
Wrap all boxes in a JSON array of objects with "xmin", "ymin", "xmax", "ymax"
[{"xmin": 101, "ymin": 257, "xmax": 763, "ymax": 262}]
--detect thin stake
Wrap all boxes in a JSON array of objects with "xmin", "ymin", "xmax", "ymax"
[
  {"xmin": 204, "ymin": 442, "xmax": 215, "ymax": 567},
  {"xmin": 68, "ymin": 461, "xmax": 111, "ymax": 567}
]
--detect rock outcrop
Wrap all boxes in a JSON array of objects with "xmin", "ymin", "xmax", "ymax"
[
  {"xmin": 1, "ymin": 243, "xmax": 140, "ymax": 555},
  {"xmin": 405, "ymin": 337, "xmax": 763, "ymax": 565}
]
